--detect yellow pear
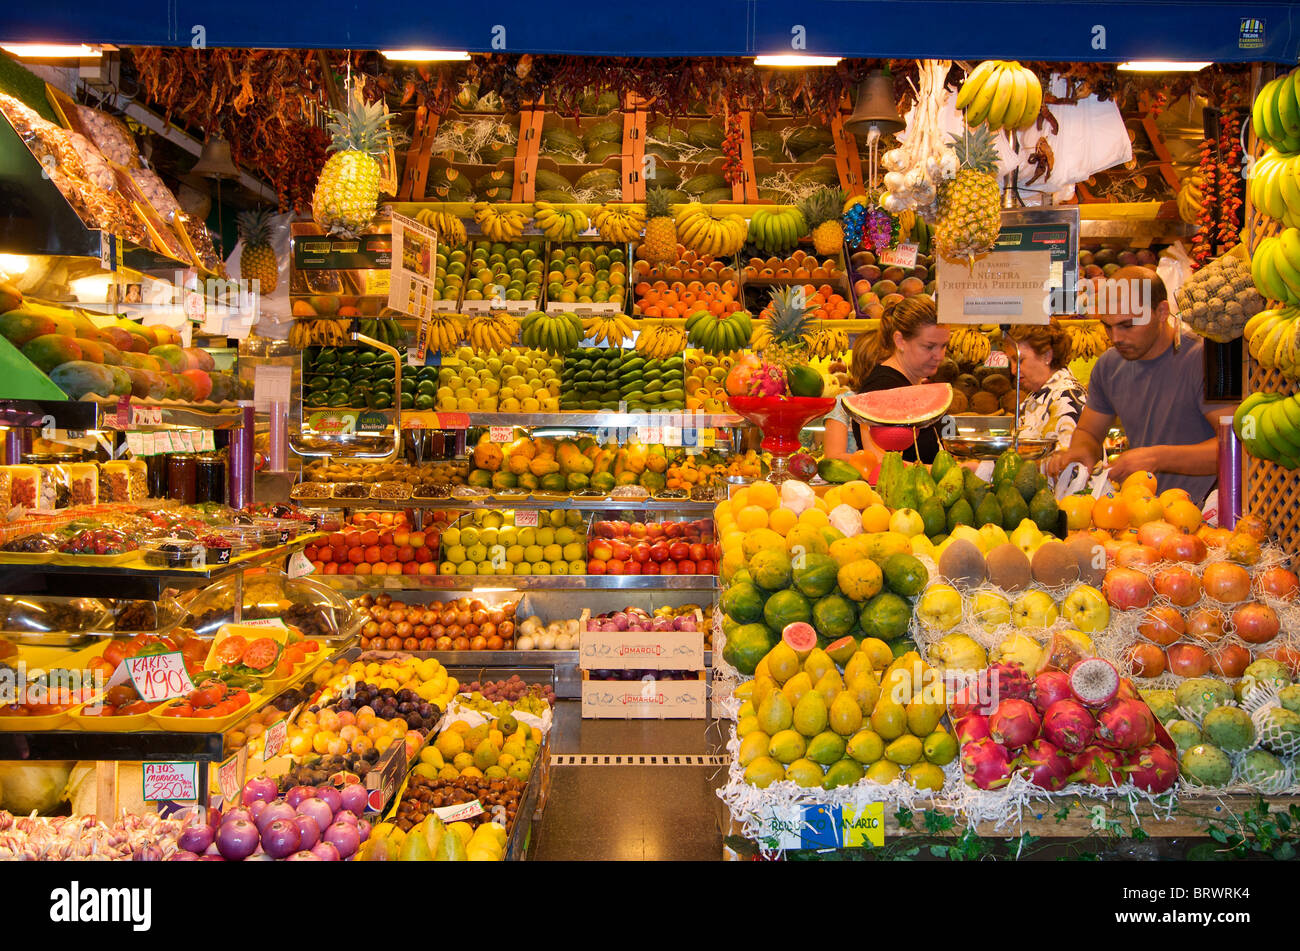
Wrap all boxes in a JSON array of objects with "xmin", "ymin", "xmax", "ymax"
[
  {"xmin": 814, "ymin": 668, "xmax": 844, "ymax": 706},
  {"xmin": 829, "ymin": 690, "xmax": 864, "ymax": 736},
  {"xmin": 780, "ymin": 671, "xmax": 813, "ymax": 709}
]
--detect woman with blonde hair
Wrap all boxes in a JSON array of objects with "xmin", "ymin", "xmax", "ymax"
[
  {"xmin": 823, "ymin": 296, "xmax": 950, "ymax": 465},
  {"xmin": 1003, "ymin": 320, "xmax": 1086, "ymax": 450}
]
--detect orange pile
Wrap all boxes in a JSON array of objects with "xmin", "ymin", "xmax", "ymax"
[
  {"xmin": 635, "ymin": 250, "xmax": 744, "ymax": 320},
  {"xmin": 743, "ymin": 249, "xmax": 841, "ymax": 281},
  {"xmin": 759, "ymin": 283, "xmax": 853, "ymax": 320}
]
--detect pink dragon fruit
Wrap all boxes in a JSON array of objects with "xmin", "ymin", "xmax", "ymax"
[
  {"xmin": 961, "ymin": 738, "xmax": 1013, "ymax": 790},
  {"xmin": 1042, "ymin": 699, "xmax": 1096, "ymax": 753},
  {"xmin": 1029, "ymin": 670, "xmax": 1073, "ymax": 715},
  {"xmin": 988, "ymin": 698, "xmax": 1041, "ymax": 750},
  {"xmin": 1095, "ymin": 698, "xmax": 1157, "ymax": 752},
  {"xmin": 985, "ymin": 662, "xmax": 1032, "ymax": 703},
  {"xmin": 948, "ymin": 683, "xmax": 994, "ymax": 720},
  {"xmin": 1017, "ymin": 738, "xmax": 1072, "ymax": 791},
  {"xmin": 746, "ymin": 362, "xmax": 787, "ymax": 397},
  {"xmin": 1069, "ymin": 746, "xmax": 1126, "ymax": 787},
  {"xmin": 955, "ymin": 714, "xmax": 991, "ymax": 746},
  {"xmin": 1125, "ymin": 745, "xmax": 1179, "ymax": 794}
]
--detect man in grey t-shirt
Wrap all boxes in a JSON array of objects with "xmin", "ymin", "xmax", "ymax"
[{"xmin": 1047, "ymin": 267, "xmax": 1236, "ymax": 504}]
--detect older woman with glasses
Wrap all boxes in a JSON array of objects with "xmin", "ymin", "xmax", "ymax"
[{"xmin": 1003, "ymin": 320, "xmax": 1087, "ymax": 451}]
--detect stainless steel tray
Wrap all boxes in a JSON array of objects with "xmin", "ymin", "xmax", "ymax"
[{"xmin": 943, "ymin": 434, "xmax": 1056, "ymax": 460}]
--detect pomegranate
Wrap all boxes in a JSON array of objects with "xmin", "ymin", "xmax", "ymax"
[
  {"xmin": 1231, "ymin": 602, "xmax": 1280, "ymax": 645},
  {"xmin": 1029, "ymin": 670, "xmax": 1073, "ymax": 715},
  {"xmin": 1265, "ymin": 645, "xmax": 1300, "ymax": 676},
  {"xmin": 1256, "ymin": 566, "xmax": 1299, "ymax": 600},
  {"xmin": 1125, "ymin": 745, "xmax": 1180, "ymax": 793},
  {"xmin": 1017, "ymin": 738, "xmax": 1073, "ymax": 791},
  {"xmin": 988, "ymin": 698, "xmax": 1041, "ymax": 750},
  {"xmin": 961, "ymin": 738, "xmax": 1013, "ymax": 790},
  {"xmin": 1166, "ymin": 642, "xmax": 1211, "ymax": 678},
  {"xmin": 1103, "ymin": 567, "xmax": 1154, "ymax": 610},
  {"xmin": 1209, "ymin": 643, "xmax": 1251, "ymax": 677},
  {"xmin": 1095, "ymin": 698, "xmax": 1157, "ymax": 751},
  {"xmin": 1042, "ymin": 699, "xmax": 1097, "ymax": 752},
  {"xmin": 1202, "ymin": 562, "xmax": 1252, "ymax": 604},
  {"xmin": 1136, "ymin": 520, "xmax": 1178, "ymax": 550},
  {"xmin": 955, "ymin": 714, "xmax": 991, "ymax": 745},
  {"xmin": 985, "ymin": 662, "xmax": 1032, "ymax": 702},
  {"xmin": 1115, "ymin": 543, "xmax": 1160, "ymax": 567},
  {"xmin": 1070, "ymin": 657, "xmax": 1120, "ymax": 707},
  {"xmin": 1158, "ymin": 532, "xmax": 1207, "ymax": 564},
  {"xmin": 1138, "ymin": 606, "xmax": 1185, "ymax": 646},
  {"xmin": 1070, "ymin": 746, "xmax": 1126, "ymax": 787},
  {"xmin": 1127, "ymin": 642, "xmax": 1166, "ymax": 678},
  {"xmin": 1152, "ymin": 566, "xmax": 1202, "ymax": 607},
  {"xmin": 1185, "ymin": 607, "xmax": 1227, "ymax": 643}
]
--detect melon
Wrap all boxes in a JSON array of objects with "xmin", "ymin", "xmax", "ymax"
[{"xmin": 844, "ymin": 382, "xmax": 953, "ymax": 425}]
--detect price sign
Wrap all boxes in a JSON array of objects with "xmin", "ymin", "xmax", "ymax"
[
  {"xmin": 287, "ymin": 550, "xmax": 315, "ymax": 578},
  {"xmin": 125, "ymin": 432, "xmax": 146, "ymax": 456},
  {"xmin": 432, "ymin": 800, "xmax": 485, "ymax": 823},
  {"xmin": 842, "ymin": 802, "xmax": 885, "ymax": 847},
  {"xmin": 878, "ymin": 242, "xmax": 919, "ymax": 269},
  {"xmin": 177, "ymin": 430, "xmax": 196, "ymax": 452},
  {"xmin": 217, "ymin": 747, "xmax": 248, "ymax": 802},
  {"xmin": 116, "ymin": 396, "xmax": 131, "ymax": 429},
  {"xmin": 514, "ymin": 510, "xmax": 539, "ymax": 528},
  {"xmin": 238, "ymin": 617, "xmax": 288, "ymax": 629},
  {"xmin": 124, "ymin": 651, "xmax": 195, "ymax": 703},
  {"xmin": 983, "ymin": 351, "xmax": 1010, "ymax": 368},
  {"xmin": 130, "ymin": 405, "xmax": 163, "ymax": 427},
  {"xmin": 489, "ymin": 426, "xmax": 513, "ymax": 443},
  {"xmin": 263, "ymin": 718, "xmax": 288, "ymax": 759},
  {"xmin": 142, "ymin": 762, "xmax": 199, "ymax": 802}
]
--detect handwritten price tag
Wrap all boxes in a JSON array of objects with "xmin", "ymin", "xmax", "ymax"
[
  {"xmin": 263, "ymin": 718, "xmax": 288, "ymax": 759},
  {"xmin": 514, "ymin": 510, "xmax": 539, "ymax": 528},
  {"xmin": 237, "ymin": 617, "xmax": 288, "ymax": 629},
  {"xmin": 287, "ymin": 550, "xmax": 315, "ymax": 578},
  {"xmin": 432, "ymin": 800, "xmax": 485, "ymax": 823},
  {"xmin": 130, "ymin": 405, "xmax": 163, "ymax": 427},
  {"xmin": 142, "ymin": 762, "xmax": 199, "ymax": 802},
  {"xmin": 124, "ymin": 652, "xmax": 195, "ymax": 703},
  {"xmin": 878, "ymin": 242, "xmax": 919, "ymax": 269},
  {"xmin": 489, "ymin": 426, "xmax": 513, "ymax": 443},
  {"xmin": 217, "ymin": 747, "xmax": 248, "ymax": 802}
]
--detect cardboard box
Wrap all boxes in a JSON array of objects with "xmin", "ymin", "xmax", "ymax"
[
  {"xmin": 578, "ymin": 608, "xmax": 705, "ymax": 671},
  {"xmin": 580, "ymin": 671, "xmax": 707, "ymax": 719}
]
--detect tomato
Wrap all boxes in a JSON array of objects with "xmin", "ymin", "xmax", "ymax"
[
  {"xmin": 229, "ymin": 690, "xmax": 250, "ymax": 708},
  {"xmin": 242, "ymin": 638, "xmax": 280, "ymax": 671},
  {"xmin": 213, "ymin": 635, "xmax": 248, "ymax": 665},
  {"xmin": 300, "ymin": 640, "xmax": 320, "ymax": 653},
  {"xmin": 103, "ymin": 641, "xmax": 126, "ymax": 668},
  {"xmin": 284, "ymin": 643, "xmax": 308, "ymax": 664}
]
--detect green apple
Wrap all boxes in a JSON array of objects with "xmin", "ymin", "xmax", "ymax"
[
  {"xmin": 1009, "ymin": 519, "xmax": 1043, "ymax": 558},
  {"xmin": 1061, "ymin": 584, "xmax": 1110, "ymax": 633},
  {"xmin": 971, "ymin": 591, "xmax": 1012, "ymax": 629},
  {"xmin": 1011, "ymin": 590, "xmax": 1059, "ymax": 628},
  {"xmin": 916, "ymin": 584, "xmax": 964, "ymax": 630}
]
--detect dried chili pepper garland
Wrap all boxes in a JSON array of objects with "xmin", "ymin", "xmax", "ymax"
[
  {"xmin": 1190, "ymin": 135, "xmax": 1218, "ymax": 266},
  {"xmin": 1216, "ymin": 110, "xmax": 1244, "ymax": 247},
  {"xmin": 721, "ymin": 111, "xmax": 745, "ymax": 187}
]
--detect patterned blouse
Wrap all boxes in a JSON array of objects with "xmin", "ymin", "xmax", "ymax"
[{"xmin": 1017, "ymin": 368, "xmax": 1087, "ymax": 450}]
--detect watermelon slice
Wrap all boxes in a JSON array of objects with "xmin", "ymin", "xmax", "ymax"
[{"xmin": 844, "ymin": 382, "xmax": 953, "ymax": 425}]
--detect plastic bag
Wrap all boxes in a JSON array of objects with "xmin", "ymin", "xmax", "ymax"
[
  {"xmin": 1011, "ymin": 76, "xmax": 1133, "ymax": 199},
  {"xmin": 1159, "ymin": 242, "xmax": 1196, "ymax": 314}
]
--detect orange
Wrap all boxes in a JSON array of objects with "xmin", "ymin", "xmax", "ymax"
[
  {"xmin": 860, "ymin": 503, "xmax": 892, "ymax": 533},
  {"xmin": 798, "ymin": 507, "xmax": 830, "ymax": 530},
  {"xmin": 1121, "ymin": 470, "xmax": 1158, "ymax": 497},
  {"xmin": 1126, "ymin": 493, "xmax": 1164, "ymax": 527},
  {"xmin": 736, "ymin": 505, "xmax": 769, "ymax": 532},
  {"xmin": 730, "ymin": 487, "xmax": 751, "ymax": 510},
  {"xmin": 1164, "ymin": 498, "xmax": 1203, "ymax": 533},
  {"xmin": 1060, "ymin": 495, "xmax": 1095, "ymax": 532},
  {"xmin": 748, "ymin": 481, "xmax": 780, "ymax": 511},
  {"xmin": 768, "ymin": 507, "xmax": 798, "ymax": 537},
  {"xmin": 1092, "ymin": 495, "xmax": 1130, "ymax": 531}
]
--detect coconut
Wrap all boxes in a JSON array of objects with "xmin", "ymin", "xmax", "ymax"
[
  {"xmin": 985, "ymin": 543, "xmax": 1032, "ymax": 591},
  {"xmin": 1031, "ymin": 540, "xmax": 1081, "ymax": 587}
]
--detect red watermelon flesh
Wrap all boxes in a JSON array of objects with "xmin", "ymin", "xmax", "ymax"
[{"xmin": 844, "ymin": 382, "xmax": 952, "ymax": 424}]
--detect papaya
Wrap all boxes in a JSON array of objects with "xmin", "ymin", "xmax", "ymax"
[{"xmin": 818, "ymin": 457, "xmax": 861, "ymax": 484}]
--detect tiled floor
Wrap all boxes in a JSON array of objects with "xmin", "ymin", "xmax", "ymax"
[{"xmin": 527, "ymin": 701, "xmax": 728, "ymax": 861}]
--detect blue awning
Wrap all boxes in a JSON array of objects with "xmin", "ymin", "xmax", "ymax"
[{"xmin": 1, "ymin": 0, "xmax": 1296, "ymax": 62}]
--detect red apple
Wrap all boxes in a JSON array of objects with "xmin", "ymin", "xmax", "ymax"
[
  {"xmin": 659, "ymin": 561, "xmax": 678, "ymax": 575},
  {"xmin": 1265, "ymin": 645, "xmax": 1300, "ymax": 676},
  {"xmin": 709, "ymin": 542, "xmax": 721, "ymax": 561},
  {"xmin": 587, "ymin": 559, "xmax": 607, "ymax": 575},
  {"xmin": 316, "ymin": 545, "xmax": 334, "ymax": 563},
  {"xmin": 1209, "ymin": 643, "xmax": 1251, "ymax": 677},
  {"xmin": 649, "ymin": 542, "xmax": 671, "ymax": 563},
  {"xmin": 1158, "ymin": 532, "xmax": 1207, "ymax": 564},
  {"xmin": 629, "ymin": 523, "xmax": 648, "ymax": 540},
  {"xmin": 1153, "ymin": 566, "xmax": 1201, "ymax": 607},
  {"xmin": 414, "ymin": 546, "xmax": 434, "ymax": 563},
  {"xmin": 640, "ymin": 561, "xmax": 659, "ymax": 575},
  {"xmin": 1138, "ymin": 606, "xmax": 1184, "ymax": 646},
  {"xmin": 1115, "ymin": 543, "xmax": 1160, "ymax": 567},
  {"xmin": 379, "ymin": 532, "xmax": 394, "ymax": 547},
  {"xmin": 594, "ymin": 521, "xmax": 618, "ymax": 539},
  {"xmin": 607, "ymin": 559, "xmax": 626, "ymax": 575},
  {"xmin": 669, "ymin": 541, "xmax": 691, "ymax": 561},
  {"xmin": 1166, "ymin": 642, "xmax": 1211, "ymax": 677},
  {"xmin": 403, "ymin": 561, "xmax": 420, "ymax": 575},
  {"xmin": 1103, "ymin": 567, "xmax": 1154, "ymax": 610},
  {"xmin": 1185, "ymin": 607, "xmax": 1226, "ymax": 643},
  {"xmin": 407, "ymin": 531, "xmax": 424, "ymax": 548},
  {"xmin": 1127, "ymin": 642, "xmax": 1166, "ymax": 678},
  {"xmin": 677, "ymin": 560, "xmax": 697, "ymax": 574},
  {"xmin": 1232, "ymin": 602, "xmax": 1280, "ymax": 644},
  {"xmin": 664, "ymin": 522, "xmax": 684, "ymax": 538},
  {"xmin": 1257, "ymin": 566, "xmax": 1299, "ymax": 599},
  {"xmin": 632, "ymin": 543, "xmax": 652, "ymax": 563},
  {"xmin": 698, "ymin": 559, "xmax": 716, "ymax": 575},
  {"xmin": 609, "ymin": 540, "xmax": 632, "ymax": 562},
  {"xmin": 1203, "ymin": 562, "xmax": 1252, "ymax": 604},
  {"xmin": 590, "ymin": 540, "xmax": 614, "ymax": 561},
  {"xmin": 689, "ymin": 542, "xmax": 708, "ymax": 562},
  {"xmin": 645, "ymin": 523, "xmax": 665, "ymax": 539}
]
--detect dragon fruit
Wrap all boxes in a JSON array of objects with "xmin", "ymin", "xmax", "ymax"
[
  {"xmin": 1125, "ymin": 745, "xmax": 1179, "ymax": 794},
  {"xmin": 955, "ymin": 714, "xmax": 991, "ymax": 746},
  {"xmin": 1017, "ymin": 738, "xmax": 1072, "ymax": 791},
  {"xmin": 988, "ymin": 698, "xmax": 1041, "ymax": 750},
  {"xmin": 948, "ymin": 683, "xmax": 993, "ymax": 720},
  {"xmin": 986, "ymin": 662, "xmax": 1032, "ymax": 703},
  {"xmin": 961, "ymin": 738, "xmax": 1013, "ymax": 790},
  {"xmin": 747, "ymin": 362, "xmax": 787, "ymax": 397},
  {"xmin": 1069, "ymin": 746, "xmax": 1126, "ymax": 787},
  {"xmin": 1069, "ymin": 658, "xmax": 1120, "ymax": 707},
  {"xmin": 1029, "ymin": 670, "xmax": 1073, "ymax": 715},
  {"xmin": 1095, "ymin": 698, "xmax": 1157, "ymax": 752},
  {"xmin": 1042, "ymin": 699, "xmax": 1096, "ymax": 753}
]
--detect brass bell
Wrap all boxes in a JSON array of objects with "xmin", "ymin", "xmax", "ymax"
[
  {"xmin": 191, "ymin": 135, "xmax": 240, "ymax": 180},
  {"xmin": 844, "ymin": 70, "xmax": 904, "ymax": 138}
]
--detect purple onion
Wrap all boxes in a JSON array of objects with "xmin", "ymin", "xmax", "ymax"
[
  {"xmin": 177, "ymin": 823, "xmax": 215, "ymax": 855},
  {"xmin": 248, "ymin": 800, "xmax": 268, "ymax": 823},
  {"xmin": 240, "ymin": 775, "xmax": 278, "ymax": 806},
  {"xmin": 296, "ymin": 797, "xmax": 334, "ymax": 832},
  {"xmin": 314, "ymin": 785, "xmax": 342, "ymax": 816},
  {"xmin": 215, "ymin": 819, "xmax": 260, "ymax": 861},
  {"xmin": 338, "ymin": 783, "xmax": 368, "ymax": 817},
  {"xmin": 651, "ymin": 617, "xmax": 673, "ymax": 632},
  {"xmin": 169, "ymin": 851, "xmax": 200, "ymax": 861},
  {"xmin": 356, "ymin": 818, "xmax": 371, "ymax": 843},
  {"xmin": 285, "ymin": 785, "xmax": 318, "ymax": 809},
  {"xmin": 611, "ymin": 613, "xmax": 629, "ymax": 631},
  {"xmin": 310, "ymin": 841, "xmax": 341, "ymax": 861},
  {"xmin": 257, "ymin": 800, "xmax": 297, "ymax": 834},
  {"xmin": 674, "ymin": 616, "xmax": 696, "ymax": 631},
  {"xmin": 261, "ymin": 818, "xmax": 302, "ymax": 859},
  {"xmin": 285, "ymin": 850, "xmax": 320, "ymax": 861},
  {"xmin": 322, "ymin": 821, "xmax": 360, "ymax": 859},
  {"xmin": 333, "ymin": 809, "xmax": 358, "ymax": 826},
  {"xmin": 221, "ymin": 806, "xmax": 254, "ymax": 826},
  {"xmin": 294, "ymin": 814, "xmax": 321, "ymax": 851}
]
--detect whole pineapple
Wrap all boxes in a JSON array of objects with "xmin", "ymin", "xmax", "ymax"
[
  {"xmin": 800, "ymin": 187, "xmax": 846, "ymax": 257},
  {"xmin": 641, "ymin": 186, "xmax": 677, "ymax": 264},
  {"xmin": 757, "ymin": 286, "xmax": 813, "ymax": 364},
  {"xmin": 312, "ymin": 95, "xmax": 399, "ymax": 237},
  {"xmin": 935, "ymin": 124, "xmax": 1002, "ymax": 264},
  {"xmin": 237, "ymin": 208, "xmax": 278, "ymax": 294}
]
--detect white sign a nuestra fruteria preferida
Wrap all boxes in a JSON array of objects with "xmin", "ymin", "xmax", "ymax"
[{"xmin": 936, "ymin": 250, "xmax": 1053, "ymax": 325}]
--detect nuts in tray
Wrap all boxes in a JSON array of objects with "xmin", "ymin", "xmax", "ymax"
[
  {"xmin": 371, "ymin": 481, "xmax": 412, "ymax": 500},
  {"xmin": 611, "ymin": 485, "xmax": 650, "ymax": 500},
  {"xmin": 1, "ymin": 533, "xmax": 62, "ymax": 554},
  {"xmin": 113, "ymin": 600, "xmax": 160, "ymax": 631},
  {"xmin": 291, "ymin": 482, "xmax": 335, "ymax": 500},
  {"xmin": 333, "ymin": 483, "xmax": 370, "ymax": 499},
  {"xmin": 392, "ymin": 775, "xmax": 525, "ymax": 834},
  {"xmin": 411, "ymin": 482, "xmax": 451, "ymax": 499}
]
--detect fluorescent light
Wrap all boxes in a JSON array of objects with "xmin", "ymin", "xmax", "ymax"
[
  {"xmin": 1117, "ymin": 61, "xmax": 1211, "ymax": 72},
  {"xmin": 0, "ymin": 254, "xmax": 30, "ymax": 276},
  {"xmin": 2, "ymin": 43, "xmax": 101, "ymax": 59},
  {"xmin": 755, "ymin": 54, "xmax": 841, "ymax": 67},
  {"xmin": 381, "ymin": 50, "xmax": 470, "ymax": 62},
  {"xmin": 70, "ymin": 274, "xmax": 112, "ymax": 302}
]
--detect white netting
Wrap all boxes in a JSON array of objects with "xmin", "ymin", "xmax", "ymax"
[
  {"xmin": 430, "ymin": 117, "xmax": 516, "ymax": 164},
  {"xmin": 754, "ymin": 170, "xmax": 824, "ymax": 205}
]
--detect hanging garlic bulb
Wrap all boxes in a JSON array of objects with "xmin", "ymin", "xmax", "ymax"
[{"xmin": 883, "ymin": 59, "xmax": 955, "ymax": 218}]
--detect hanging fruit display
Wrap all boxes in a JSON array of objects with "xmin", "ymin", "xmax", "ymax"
[
  {"xmin": 882, "ymin": 60, "xmax": 956, "ymax": 216},
  {"xmin": 312, "ymin": 92, "xmax": 402, "ymax": 237},
  {"xmin": 955, "ymin": 60, "xmax": 1044, "ymax": 132}
]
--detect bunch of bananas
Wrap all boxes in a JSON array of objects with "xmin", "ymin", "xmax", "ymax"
[
  {"xmin": 1234, "ymin": 391, "xmax": 1300, "ymax": 469},
  {"xmin": 289, "ymin": 318, "xmax": 350, "ymax": 349},
  {"xmin": 521, "ymin": 309, "xmax": 584, "ymax": 355},
  {"xmin": 467, "ymin": 311, "xmax": 519, "ymax": 353},
  {"xmin": 1064, "ymin": 322, "xmax": 1111, "ymax": 361},
  {"xmin": 685, "ymin": 308, "xmax": 752, "ymax": 355},
  {"xmin": 594, "ymin": 203, "xmax": 646, "ymax": 243},
  {"xmin": 1252, "ymin": 68, "xmax": 1300, "ymax": 156},
  {"xmin": 1249, "ymin": 151, "xmax": 1300, "ymax": 229},
  {"xmin": 1177, "ymin": 173, "xmax": 1207, "ymax": 225},
  {"xmin": 534, "ymin": 201, "xmax": 590, "ymax": 241},
  {"xmin": 803, "ymin": 326, "xmax": 849, "ymax": 360},
  {"xmin": 635, "ymin": 322, "xmax": 686, "ymax": 358},
  {"xmin": 415, "ymin": 314, "xmax": 467, "ymax": 355},
  {"xmin": 1246, "ymin": 306, "xmax": 1300, "ymax": 378},
  {"xmin": 955, "ymin": 60, "xmax": 1043, "ymax": 132},
  {"xmin": 676, "ymin": 203, "xmax": 747, "ymax": 257},
  {"xmin": 413, "ymin": 208, "xmax": 467, "ymax": 247},
  {"xmin": 581, "ymin": 312, "xmax": 635, "ymax": 347},
  {"xmin": 747, "ymin": 206, "xmax": 808, "ymax": 255},
  {"xmin": 1252, "ymin": 231, "xmax": 1300, "ymax": 305},
  {"xmin": 357, "ymin": 318, "xmax": 406, "ymax": 347},
  {"xmin": 908, "ymin": 216, "xmax": 933, "ymax": 255},
  {"xmin": 472, "ymin": 202, "xmax": 529, "ymax": 242},
  {"xmin": 947, "ymin": 326, "xmax": 992, "ymax": 367}
]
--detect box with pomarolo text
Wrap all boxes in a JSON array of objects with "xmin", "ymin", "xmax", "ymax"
[
  {"xmin": 580, "ymin": 671, "xmax": 707, "ymax": 719},
  {"xmin": 578, "ymin": 608, "xmax": 705, "ymax": 671}
]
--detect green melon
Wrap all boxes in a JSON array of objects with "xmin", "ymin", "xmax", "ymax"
[
  {"xmin": 722, "ymin": 582, "xmax": 766, "ymax": 624},
  {"xmin": 763, "ymin": 589, "xmax": 812, "ymax": 633},
  {"xmin": 723, "ymin": 623, "xmax": 777, "ymax": 676},
  {"xmin": 859, "ymin": 592, "xmax": 911, "ymax": 640},
  {"xmin": 749, "ymin": 548, "xmax": 792, "ymax": 591},
  {"xmin": 792, "ymin": 553, "xmax": 840, "ymax": 599},
  {"xmin": 812, "ymin": 594, "xmax": 858, "ymax": 640}
]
